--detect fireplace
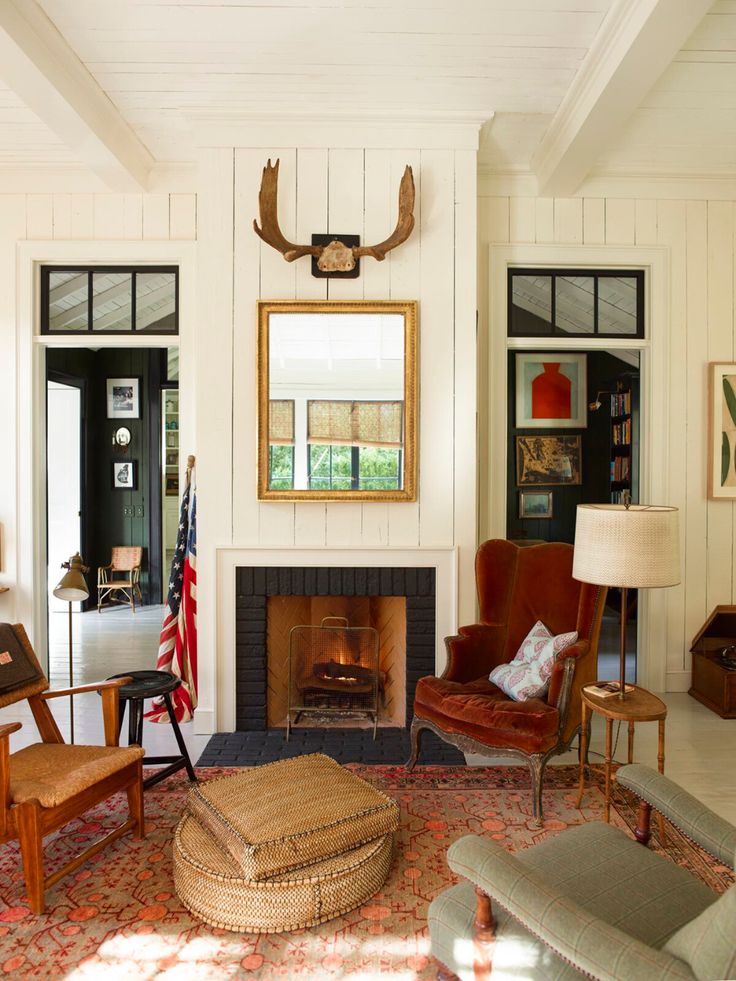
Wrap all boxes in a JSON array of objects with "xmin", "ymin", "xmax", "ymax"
[
  {"xmin": 287, "ymin": 616, "xmax": 380, "ymax": 736},
  {"xmin": 235, "ymin": 566, "xmax": 436, "ymax": 732}
]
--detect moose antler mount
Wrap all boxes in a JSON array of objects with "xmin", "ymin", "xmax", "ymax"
[{"xmin": 253, "ymin": 159, "xmax": 415, "ymax": 278}]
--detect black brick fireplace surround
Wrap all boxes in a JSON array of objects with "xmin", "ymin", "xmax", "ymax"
[
  {"xmin": 196, "ymin": 565, "xmax": 464, "ymax": 766},
  {"xmin": 235, "ymin": 566, "xmax": 436, "ymax": 731}
]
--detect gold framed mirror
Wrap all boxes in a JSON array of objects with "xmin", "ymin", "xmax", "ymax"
[{"xmin": 258, "ymin": 300, "xmax": 417, "ymax": 501}]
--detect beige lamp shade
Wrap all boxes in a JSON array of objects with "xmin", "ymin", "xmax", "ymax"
[
  {"xmin": 53, "ymin": 553, "xmax": 90, "ymax": 602},
  {"xmin": 572, "ymin": 504, "xmax": 680, "ymax": 589}
]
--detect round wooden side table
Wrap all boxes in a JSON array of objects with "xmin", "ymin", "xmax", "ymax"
[{"xmin": 576, "ymin": 683, "xmax": 667, "ymax": 823}]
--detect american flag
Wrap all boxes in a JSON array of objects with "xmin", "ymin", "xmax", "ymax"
[{"xmin": 147, "ymin": 478, "xmax": 198, "ymax": 723}]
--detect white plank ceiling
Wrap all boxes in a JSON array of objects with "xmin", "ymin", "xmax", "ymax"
[
  {"xmin": 30, "ymin": 0, "xmax": 610, "ymax": 163},
  {"xmin": 0, "ymin": 0, "xmax": 731, "ymax": 185},
  {"xmin": 595, "ymin": 1, "xmax": 736, "ymax": 177}
]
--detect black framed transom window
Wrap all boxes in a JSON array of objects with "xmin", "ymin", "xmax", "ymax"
[
  {"xmin": 41, "ymin": 266, "xmax": 179, "ymax": 335},
  {"xmin": 508, "ymin": 269, "xmax": 644, "ymax": 338}
]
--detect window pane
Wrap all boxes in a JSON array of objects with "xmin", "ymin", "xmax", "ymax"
[
  {"xmin": 510, "ymin": 275, "xmax": 552, "ymax": 335},
  {"xmin": 136, "ymin": 272, "xmax": 177, "ymax": 332},
  {"xmin": 555, "ymin": 276, "xmax": 594, "ymax": 334},
  {"xmin": 92, "ymin": 272, "xmax": 132, "ymax": 331},
  {"xmin": 166, "ymin": 347, "xmax": 179, "ymax": 382},
  {"xmin": 269, "ymin": 445, "xmax": 294, "ymax": 490},
  {"xmin": 48, "ymin": 271, "xmax": 88, "ymax": 331},
  {"xmin": 359, "ymin": 447, "xmax": 401, "ymax": 489},
  {"xmin": 598, "ymin": 277, "xmax": 638, "ymax": 335}
]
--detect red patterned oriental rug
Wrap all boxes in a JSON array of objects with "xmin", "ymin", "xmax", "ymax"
[{"xmin": 0, "ymin": 765, "xmax": 731, "ymax": 980}]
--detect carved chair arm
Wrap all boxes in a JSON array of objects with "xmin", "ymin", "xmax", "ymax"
[
  {"xmin": 40, "ymin": 677, "xmax": 132, "ymax": 699},
  {"xmin": 442, "ymin": 624, "xmax": 507, "ymax": 682},
  {"xmin": 0, "ymin": 722, "xmax": 22, "ymax": 740},
  {"xmin": 447, "ymin": 835, "xmax": 695, "ymax": 981}
]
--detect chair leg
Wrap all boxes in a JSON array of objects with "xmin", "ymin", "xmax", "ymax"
[
  {"xmin": 126, "ymin": 762, "xmax": 145, "ymax": 840},
  {"xmin": 529, "ymin": 755, "xmax": 546, "ymax": 826},
  {"xmin": 406, "ymin": 717, "xmax": 424, "ymax": 771},
  {"xmin": 16, "ymin": 801, "xmax": 46, "ymax": 914}
]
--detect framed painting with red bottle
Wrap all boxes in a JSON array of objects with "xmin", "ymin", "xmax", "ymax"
[{"xmin": 515, "ymin": 353, "xmax": 587, "ymax": 429}]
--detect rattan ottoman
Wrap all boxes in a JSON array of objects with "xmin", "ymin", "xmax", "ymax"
[{"xmin": 173, "ymin": 753, "xmax": 399, "ymax": 933}]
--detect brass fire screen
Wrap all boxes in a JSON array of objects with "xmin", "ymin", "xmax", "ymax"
[{"xmin": 287, "ymin": 617, "xmax": 380, "ymax": 738}]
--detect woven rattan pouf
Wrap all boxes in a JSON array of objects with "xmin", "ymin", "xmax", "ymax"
[{"xmin": 173, "ymin": 753, "xmax": 399, "ymax": 933}]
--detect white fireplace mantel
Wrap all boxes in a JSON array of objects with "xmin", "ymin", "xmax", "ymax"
[{"xmin": 215, "ymin": 546, "xmax": 458, "ymax": 732}]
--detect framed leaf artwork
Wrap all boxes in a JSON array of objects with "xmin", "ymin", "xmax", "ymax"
[{"xmin": 709, "ymin": 363, "xmax": 736, "ymax": 498}]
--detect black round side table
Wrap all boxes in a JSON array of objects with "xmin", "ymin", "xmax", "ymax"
[{"xmin": 107, "ymin": 670, "xmax": 197, "ymax": 789}]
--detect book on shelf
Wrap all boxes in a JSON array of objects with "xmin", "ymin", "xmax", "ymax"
[{"xmin": 588, "ymin": 681, "xmax": 634, "ymax": 698}]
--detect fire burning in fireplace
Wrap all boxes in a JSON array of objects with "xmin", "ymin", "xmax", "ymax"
[{"xmin": 288, "ymin": 617, "xmax": 381, "ymax": 737}]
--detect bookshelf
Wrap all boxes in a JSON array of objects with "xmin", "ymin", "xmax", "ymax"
[{"xmin": 610, "ymin": 385, "xmax": 632, "ymax": 504}]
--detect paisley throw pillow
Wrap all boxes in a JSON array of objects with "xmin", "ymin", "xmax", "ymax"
[{"xmin": 489, "ymin": 620, "xmax": 578, "ymax": 701}]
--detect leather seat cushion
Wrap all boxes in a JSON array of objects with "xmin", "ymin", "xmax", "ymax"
[{"xmin": 414, "ymin": 676, "xmax": 559, "ymax": 754}]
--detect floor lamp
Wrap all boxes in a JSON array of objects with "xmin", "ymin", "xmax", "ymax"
[
  {"xmin": 572, "ymin": 499, "xmax": 680, "ymax": 699},
  {"xmin": 53, "ymin": 552, "xmax": 89, "ymax": 743}
]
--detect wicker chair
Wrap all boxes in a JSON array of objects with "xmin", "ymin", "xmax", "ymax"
[
  {"xmin": 97, "ymin": 546, "xmax": 143, "ymax": 612},
  {"xmin": 0, "ymin": 623, "xmax": 144, "ymax": 913}
]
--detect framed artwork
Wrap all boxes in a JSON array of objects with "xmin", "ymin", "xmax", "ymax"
[
  {"xmin": 519, "ymin": 490, "xmax": 553, "ymax": 519},
  {"xmin": 708, "ymin": 363, "xmax": 736, "ymax": 498},
  {"xmin": 112, "ymin": 460, "xmax": 137, "ymax": 490},
  {"xmin": 515, "ymin": 353, "xmax": 587, "ymax": 429},
  {"xmin": 516, "ymin": 435, "xmax": 582, "ymax": 486},
  {"xmin": 106, "ymin": 377, "xmax": 141, "ymax": 419}
]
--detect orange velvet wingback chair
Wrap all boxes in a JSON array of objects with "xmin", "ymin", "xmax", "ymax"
[{"xmin": 408, "ymin": 540, "xmax": 607, "ymax": 821}]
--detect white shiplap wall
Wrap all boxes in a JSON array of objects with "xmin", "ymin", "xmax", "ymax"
[
  {"xmin": 195, "ymin": 145, "xmax": 478, "ymax": 728},
  {"xmin": 0, "ymin": 192, "xmax": 197, "ymax": 630},
  {"xmin": 479, "ymin": 192, "xmax": 735, "ymax": 690}
]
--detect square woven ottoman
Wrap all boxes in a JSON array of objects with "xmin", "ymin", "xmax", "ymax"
[{"xmin": 173, "ymin": 753, "xmax": 399, "ymax": 933}]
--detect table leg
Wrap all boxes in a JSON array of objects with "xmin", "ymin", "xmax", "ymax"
[
  {"xmin": 604, "ymin": 717, "xmax": 613, "ymax": 823},
  {"xmin": 576, "ymin": 702, "xmax": 590, "ymax": 808},
  {"xmin": 627, "ymin": 721, "xmax": 635, "ymax": 764}
]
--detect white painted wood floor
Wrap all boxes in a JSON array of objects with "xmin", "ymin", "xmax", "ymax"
[{"xmin": 1, "ymin": 608, "xmax": 734, "ymax": 826}]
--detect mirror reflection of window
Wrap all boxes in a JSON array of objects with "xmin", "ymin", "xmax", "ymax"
[{"xmin": 268, "ymin": 313, "xmax": 406, "ymax": 492}]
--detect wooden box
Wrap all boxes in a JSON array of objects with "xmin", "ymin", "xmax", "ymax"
[{"xmin": 689, "ymin": 605, "xmax": 736, "ymax": 719}]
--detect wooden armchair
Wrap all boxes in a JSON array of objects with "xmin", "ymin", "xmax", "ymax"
[
  {"xmin": 97, "ymin": 546, "xmax": 143, "ymax": 613},
  {"xmin": 0, "ymin": 623, "xmax": 144, "ymax": 913}
]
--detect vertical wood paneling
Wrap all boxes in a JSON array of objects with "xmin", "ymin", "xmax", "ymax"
[
  {"xmin": 142, "ymin": 194, "xmax": 170, "ymax": 239},
  {"xmin": 453, "ymin": 149, "xmax": 478, "ymax": 624},
  {"xmin": 553, "ymin": 198, "xmax": 582, "ymax": 243},
  {"xmin": 359, "ymin": 148, "xmax": 394, "ymax": 548},
  {"xmin": 509, "ymin": 198, "xmax": 535, "ymax": 243},
  {"xmin": 485, "ymin": 197, "xmax": 509, "ymax": 244},
  {"xmin": 604, "ymin": 199, "xmax": 635, "ymax": 244},
  {"xmin": 684, "ymin": 200, "xmax": 709, "ymax": 659},
  {"xmin": 635, "ymin": 199, "xmax": 658, "ymax": 245},
  {"xmin": 416, "ymin": 148, "xmax": 455, "ymax": 548},
  {"xmin": 169, "ymin": 193, "xmax": 197, "ymax": 240},
  {"xmin": 26, "ymin": 195, "xmax": 52, "ymax": 238},
  {"xmin": 122, "ymin": 195, "xmax": 143, "ymax": 239},
  {"xmin": 657, "ymin": 200, "xmax": 687, "ymax": 673},
  {"xmin": 293, "ymin": 148, "xmax": 329, "ymax": 548},
  {"xmin": 387, "ymin": 149, "xmax": 421, "ymax": 548},
  {"xmin": 257, "ymin": 148, "xmax": 297, "ymax": 547},
  {"xmin": 93, "ymin": 195, "xmax": 125, "ymax": 239},
  {"xmin": 233, "ymin": 150, "xmax": 267, "ymax": 546},
  {"xmin": 70, "ymin": 195, "xmax": 94, "ymax": 238},
  {"xmin": 52, "ymin": 195, "xmax": 71, "ymax": 239},
  {"xmin": 706, "ymin": 201, "xmax": 734, "ymax": 608},
  {"xmin": 582, "ymin": 199, "xmax": 605, "ymax": 244},
  {"xmin": 535, "ymin": 198, "xmax": 554, "ymax": 242},
  {"xmin": 325, "ymin": 147, "xmax": 365, "ymax": 546}
]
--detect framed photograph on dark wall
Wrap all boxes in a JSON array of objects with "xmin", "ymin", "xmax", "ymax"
[
  {"xmin": 112, "ymin": 460, "xmax": 137, "ymax": 490},
  {"xmin": 519, "ymin": 490, "xmax": 553, "ymax": 519},
  {"xmin": 516, "ymin": 435, "xmax": 582, "ymax": 486},
  {"xmin": 106, "ymin": 377, "xmax": 141, "ymax": 419}
]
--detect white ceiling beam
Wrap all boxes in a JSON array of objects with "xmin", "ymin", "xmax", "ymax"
[
  {"xmin": 532, "ymin": 0, "xmax": 713, "ymax": 197},
  {"xmin": 0, "ymin": 0, "xmax": 154, "ymax": 191}
]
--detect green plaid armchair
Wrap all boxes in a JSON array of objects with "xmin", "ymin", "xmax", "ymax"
[{"xmin": 429, "ymin": 765, "xmax": 736, "ymax": 980}]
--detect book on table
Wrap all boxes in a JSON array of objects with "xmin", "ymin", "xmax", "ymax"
[{"xmin": 589, "ymin": 681, "xmax": 635, "ymax": 698}]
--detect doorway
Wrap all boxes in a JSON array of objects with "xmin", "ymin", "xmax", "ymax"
[
  {"xmin": 47, "ymin": 376, "xmax": 83, "ymax": 614},
  {"xmin": 506, "ymin": 348, "xmax": 640, "ymax": 682}
]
